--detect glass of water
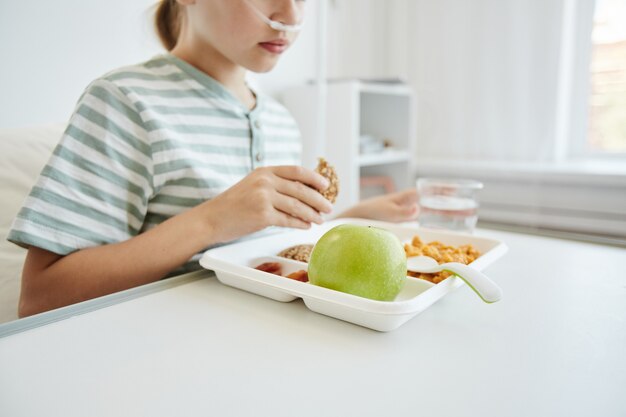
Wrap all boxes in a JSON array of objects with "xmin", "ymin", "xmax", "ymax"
[{"xmin": 417, "ymin": 178, "xmax": 484, "ymax": 232}]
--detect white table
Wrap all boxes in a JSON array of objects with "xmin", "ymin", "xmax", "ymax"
[{"xmin": 1, "ymin": 228, "xmax": 625, "ymax": 417}]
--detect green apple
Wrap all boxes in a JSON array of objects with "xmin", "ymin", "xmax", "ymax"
[{"xmin": 308, "ymin": 224, "xmax": 407, "ymax": 301}]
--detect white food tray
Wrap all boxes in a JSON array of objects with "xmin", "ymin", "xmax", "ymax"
[{"xmin": 200, "ymin": 218, "xmax": 508, "ymax": 332}]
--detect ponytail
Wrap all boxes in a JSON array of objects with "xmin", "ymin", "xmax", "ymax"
[{"xmin": 155, "ymin": 0, "xmax": 181, "ymax": 51}]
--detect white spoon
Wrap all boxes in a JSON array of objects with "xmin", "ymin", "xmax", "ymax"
[{"xmin": 406, "ymin": 256, "xmax": 502, "ymax": 303}]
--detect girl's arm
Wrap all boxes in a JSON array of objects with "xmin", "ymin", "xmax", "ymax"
[
  {"xmin": 336, "ymin": 188, "xmax": 419, "ymax": 223},
  {"xmin": 19, "ymin": 166, "xmax": 332, "ymax": 317},
  {"xmin": 19, "ymin": 207, "xmax": 214, "ymax": 317}
]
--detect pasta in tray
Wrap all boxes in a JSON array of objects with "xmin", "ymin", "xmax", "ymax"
[{"xmin": 404, "ymin": 235, "xmax": 481, "ymax": 284}]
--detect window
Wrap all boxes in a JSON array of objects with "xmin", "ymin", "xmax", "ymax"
[{"xmin": 587, "ymin": 0, "xmax": 626, "ymax": 154}]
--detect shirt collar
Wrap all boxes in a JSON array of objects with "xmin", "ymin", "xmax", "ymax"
[{"xmin": 162, "ymin": 53, "xmax": 264, "ymax": 116}]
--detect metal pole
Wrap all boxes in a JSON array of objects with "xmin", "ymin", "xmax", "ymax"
[{"xmin": 316, "ymin": 0, "xmax": 328, "ymax": 158}]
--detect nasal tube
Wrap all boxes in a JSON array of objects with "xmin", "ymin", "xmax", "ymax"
[{"xmin": 244, "ymin": 0, "xmax": 304, "ymax": 32}]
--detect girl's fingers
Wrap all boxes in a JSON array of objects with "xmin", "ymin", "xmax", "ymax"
[
  {"xmin": 398, "ymin": 203, "xmax": 419, "ymax": 220},
  {"xmin": 274, "ymin": 177, "xmax": 333, "ymax": 214},
  {"xmin": 272, "ymin": 210, "xmax": 312, "ymax": 230},
  {"xmin": 270, "ymin": 165, "xmax": 330, "ymax": 193},
  {"xmin": 272, "ymin": 192, "xmax": 324, "ymax": 225},
  {"xmin": 385, "ymin": 202, "xmax": 418, "ymax": 222},
  {"xmin": 394, "ymin": 188, "xmax": 419, "ymax": 205}
]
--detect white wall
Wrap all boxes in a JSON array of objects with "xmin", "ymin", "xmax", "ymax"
[
  {"xmin": 0, "ymin": 0, "xmax": 318, "ymax": 129},
  {"xmin": 0, "ymin": 1, "xmax": 161, "ymax": 129},
  {"xmin": 325, "ymin": 0, "xmax": 392, "ymax": 80}
]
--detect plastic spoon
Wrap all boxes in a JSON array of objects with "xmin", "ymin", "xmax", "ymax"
[{"xmin": 406, "ymin": 256, "xmax": 502, "ymax": 303}]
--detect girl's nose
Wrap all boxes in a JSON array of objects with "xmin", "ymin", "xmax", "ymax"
[{"xmin": 268, "ymin": 0, "xmax": 304, "ymax": 28}]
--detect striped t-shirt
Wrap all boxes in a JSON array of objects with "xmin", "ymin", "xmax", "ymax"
[{"xmin": 8, "ymin": 54, "xmax": 302, "ymax": 274}]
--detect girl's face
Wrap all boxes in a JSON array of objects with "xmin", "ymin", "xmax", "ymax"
[{"xmin": 181, "ymin": 0, "xmax": 306, "ymax": 73}]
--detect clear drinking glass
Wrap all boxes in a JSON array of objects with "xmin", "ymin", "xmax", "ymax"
[{"xmin": 417, "ymin": 178, "xmax": 484, "ymax": 232}]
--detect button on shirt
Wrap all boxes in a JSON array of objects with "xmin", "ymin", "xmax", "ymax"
[
  {"xmin": 8, "ymin": 54, "xmax": 302, "ymax": 274},
  {"xmin": 249, "ymin": 116, "xmax": 265, "ymax": 169}
]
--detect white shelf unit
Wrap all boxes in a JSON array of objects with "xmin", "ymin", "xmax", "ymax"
[
  {"xmin": 358, "ymin": 148, "xmax": 411, "ymax": 166},
  {"xmin": 282, "ymin": 80, "xmax": 416, "ymax": 214}
]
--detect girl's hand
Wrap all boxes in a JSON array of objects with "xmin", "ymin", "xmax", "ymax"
[
  {"xmin": 337, "ymin": 188, "xmax": 419, "ymax": 223},
  {"xmin": 198, "ymin": 166, "xmax": 333, "ymax": 243}
]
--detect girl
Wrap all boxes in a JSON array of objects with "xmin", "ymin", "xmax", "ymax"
[{"xmin": 9, "ymin": 0, "xmax": 418, "ymax": 317}]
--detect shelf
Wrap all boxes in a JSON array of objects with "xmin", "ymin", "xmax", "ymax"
[
  {"xmin": 358, "ymin": 149, "xmax": 411, "ymax": 167},
  {"xmin": 358, "ymin": 82, "xmax": 412, "ymax": 96},
  {"xmin": 282, "ymin": 80, "xmax": 415, "ymax": 215}
]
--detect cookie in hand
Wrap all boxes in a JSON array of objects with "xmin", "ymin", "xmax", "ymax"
[{"xmin": 315, "ymin": 157, "xmax": 339, "ymax": 204}]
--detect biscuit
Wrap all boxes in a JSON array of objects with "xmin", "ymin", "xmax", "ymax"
[{"xmin": 315, "ymin": 157, "xmax": 339, "ymax": 203}]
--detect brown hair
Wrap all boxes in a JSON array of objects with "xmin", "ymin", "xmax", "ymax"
[{"xmin": 155, "ymin": 0, "xmax": 182, "ymax": 51}]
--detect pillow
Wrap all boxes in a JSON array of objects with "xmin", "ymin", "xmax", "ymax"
[{"xmin": 0, "ymin": 124, "xmax": 65, "ymax": 323}]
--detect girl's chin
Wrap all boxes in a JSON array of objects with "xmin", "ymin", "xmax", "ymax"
[{"xmin": 246, "ymin": 58, "xmax": 280, "ymax": 73}]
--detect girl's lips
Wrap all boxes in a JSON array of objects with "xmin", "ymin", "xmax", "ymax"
[{"xmin": 259, "ymin": 41, "xmax": 288, "ymax": 54}]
